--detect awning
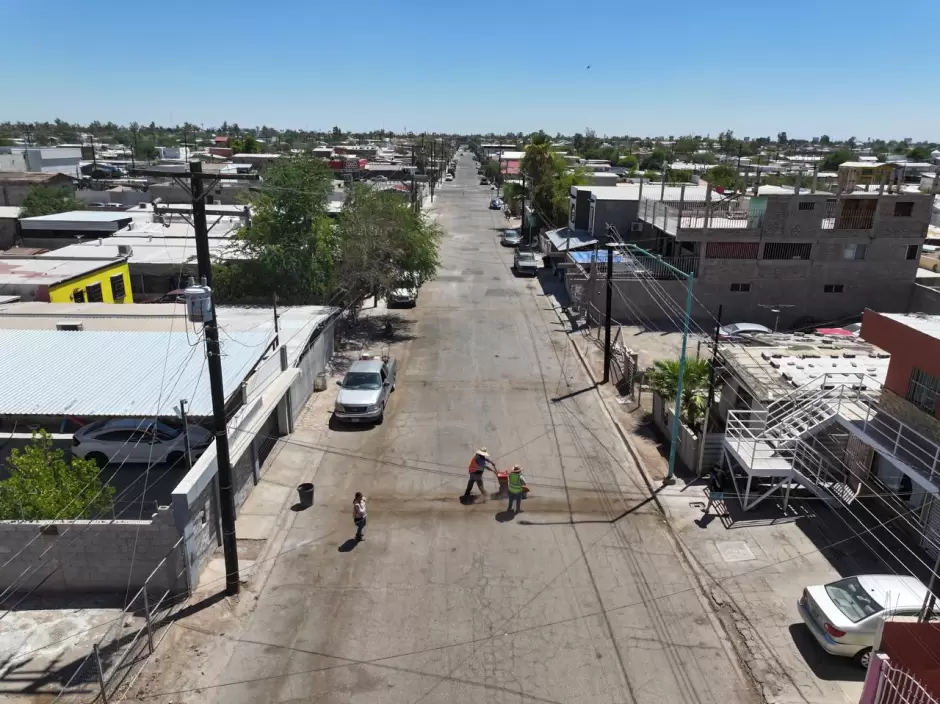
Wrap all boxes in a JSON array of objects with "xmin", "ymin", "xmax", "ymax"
[{"xmin": 543, "ymin": 228, "xmax": 597, "ymax": 251}]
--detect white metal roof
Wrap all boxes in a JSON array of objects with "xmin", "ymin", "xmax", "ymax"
[
  {"xmin": 0, "ymin": 206, "xmax": 22, "ymax": 220},
  {"xmin": 0, "ymin": 329, "xmax": 272, "ymax": 417},
  {"xmin": 39, "ymin": 236, "xmax": 246, "ymax": 265}
]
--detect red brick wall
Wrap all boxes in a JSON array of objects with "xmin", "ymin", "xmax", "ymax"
[{"xmin": 861, "ymin": 309, "xmax": 940, "ymax": 419}]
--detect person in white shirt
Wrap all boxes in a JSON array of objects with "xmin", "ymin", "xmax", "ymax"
[{"xmin": 353, "ymin": 492, "xmax": 367, "ymax": 541}]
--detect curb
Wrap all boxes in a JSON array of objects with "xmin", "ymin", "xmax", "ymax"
[{"xmin": 566, "ymin": 330, "xmax": 671, "ymax": 519}]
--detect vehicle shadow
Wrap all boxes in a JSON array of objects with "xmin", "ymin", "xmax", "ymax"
[{"xmin": 328, "ymin": 415, "xmax": 374, "ymax": 433}]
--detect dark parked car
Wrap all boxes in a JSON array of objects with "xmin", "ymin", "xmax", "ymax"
[{"xmin": 143, "ymin": 289, "xmax": 186, "ymax": 304}]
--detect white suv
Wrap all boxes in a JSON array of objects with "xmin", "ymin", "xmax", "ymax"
[{"xmin": 72, "ymin": 418, "xmax": 213, "ymax": 467}]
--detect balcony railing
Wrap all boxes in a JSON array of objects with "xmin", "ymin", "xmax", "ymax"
[{"xmin": 639, "ymin": 197, "xmax": 764, "ymax": 235}]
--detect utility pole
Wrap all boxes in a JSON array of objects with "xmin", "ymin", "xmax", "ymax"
[
  {"xmin": 695, "ymin": 305, "xmax": 722, "ymax": 476},
  {"xmin": 191, "ymin": 161, "xmax": 240, "ymax": 596},
  {"xmin": 520, "ymin": 174, "xmax": 527, "ymax": 246},
  {"xmin": 602, "ymin": 242, "xmax": 615, "ymax": 384},
  {"xmin": 135, "ymin": 161, "xmax": 258, "ymax": 596}
]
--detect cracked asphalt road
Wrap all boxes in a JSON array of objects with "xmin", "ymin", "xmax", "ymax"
[{"xmin": 194, "ymin": 152, "xmax": 762, "ymax": 704}]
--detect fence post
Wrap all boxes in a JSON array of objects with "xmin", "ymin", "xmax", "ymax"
[
  {"xmin": 93, "ymin": 643, "xmax": 110, "ymax": 704},
  {"xmin": 142, "ymin": 589, "xmax": 155, "ymax": 654}
]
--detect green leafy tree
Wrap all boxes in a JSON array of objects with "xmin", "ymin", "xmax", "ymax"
[
  {"xmin": 642, "ymin": 170, "xmax": 660, "ymax": 181},
  {"xmin": 646, "ymin": 358, "xmax": 711, "ymax": 430},
  {"xmin": 521, "ymin": 131, "xmax": 587, "ymax": 227},
  {"xmin": 20, "ymin": 185, "xmax": 85, "ymax": 218},
  {"xmin": 640, "ymin": 147, "xmax": 671, "ymax": 171},
  {"xmin": 214, "ymin": 155, "xmax": 336, "ymax": 304},
  {"xmin": 777, "ymin": 131, "xmax": 788, "ymax": 146},
  {"xmin": 335, "ymin": 184, "xmax": 441, "ymax": 302},
  {"xmin": 618, "ymin": 154, "xmax": 638, "ymax": 170},
  {"xmin": 908, "ymin": 146, "xmax": 931, "ymax": 161},
  {"xmin": 483, "ymin": 159, "xmax": 501, "ymax": 182},
  {"xmin": 0, "ymin": 431, "xmax": 115, "ymax": 520},
  {"xmin": 820, "ymin": 148, "xmax": 855, "ymax": 171},
  {"xmin": 674, "ymin": 136, "xmax": 700, "ymax": 156},
  {"xmin": 819, "ymin": 134, "xmax": 830, "ymax": 146},
  {"xmin": 666, "ymin": 169, "xmax": 692, "ymax": 184},
  {"xmin": 704, "ymin": 165, "xmax": 738, "ymax": 189}
]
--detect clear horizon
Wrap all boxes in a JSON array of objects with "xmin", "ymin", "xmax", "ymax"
[{"xmin": 5, "ymin": 0, "xmax": 938, "ymax": 141}]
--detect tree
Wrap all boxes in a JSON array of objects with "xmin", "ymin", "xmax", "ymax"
[
  {"xmin": 618, "ymin": 154, "xmax": 638, "ymax": 170},
  {"xmin": 572, "ymin": 132, "xmax": 585, "ymax": 153},
  {"xmin": 666, "ymin": 169, "xmax": 692, "ymax": 184},
  {"xmin": 908, "ymin": 146, "xmax": 931, "ymax": 161},
  {"xmin": 334, "ymin": 184, "xmax": 442, "ymax": 304},
  {"xmin": 520, "ymin": 131, "xmax": 587, "ymax": 228},
  {"xmin": 20, "ymin": 185, "xmax": 85, "ymax": 218},
  {"xmin": 704, "ymin": 165, "xmax": 738, "ymax": 189},
  {"xmin": 483, "ymin": 159, "xmax": 501, "ymax": 182},
  {"xmin": 820, "ymin": 148, "xmax": 855, "ymax": 171},
  {"xmin": 213, "ymin": 155, "xmax": 337, "ymax": 304},
  {"xmin": 777, "ymin": 131, "xmax": 788, "ymax": 146},
  {"xmin": 674, "ymin": 136, "xmax": 700, "ymax": 156},
  {"xmin": 640, "ymin": 147, "xmax": 671, "ymax": 172},
  {"xmin": 819, "ymin": 134, "xmax": 830, "ymax": 146},
  {"xmin": 331, "ymin": 125, "xmax": 343, "ymax": 142},
  {"xmin": 646, "ymin": 358, "xmax": 711, "ymax": 430},
  {"xmin": 0, "ymin": 431, "xmax": 115, "ymax": 520}
]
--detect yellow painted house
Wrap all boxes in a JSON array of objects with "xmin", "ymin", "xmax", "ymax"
[{"xmin": 0, "ymin": 256, "xmax": 133, "ymax": 304}]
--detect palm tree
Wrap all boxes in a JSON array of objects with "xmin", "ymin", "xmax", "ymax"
[{"xmin": 647, "ymin": 358, "xmax": 711, "ymax": 430}]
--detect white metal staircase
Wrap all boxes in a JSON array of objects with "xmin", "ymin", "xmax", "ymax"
[{"xmin": 722, "ymin": 372, "xmax": 940, "ymax": 511}]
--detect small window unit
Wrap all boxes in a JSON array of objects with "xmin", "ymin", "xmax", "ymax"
[
  {"xmin": 843, "ymin": 244, "xmax": 867, "ymax": 260},
  {"xmin": 823, "ymin": 284, "xmax": 845, "ymax": 294},
  {"xmin": 730, "ymin": 283, "xmax": 751, "ymax": 292},
  {"xmin": 798, "ymin": 201, "xmax": 816, "ymax": 211},
  {"xmin": 72, "ymin": 289, "xmax": 86, "ymax": 303},
  {"xmin": 894, "ymin": 201, "xmax": 914, "ymax": 217},
  {"xmin": 86, "ymin": 282, "xmax": 104, "ymax": 303},
  {"xmin": 906, "ymin": 244, "xmax": 920, "ymax": 260},
  {"xmin": 110, "ymin": 273, "xmax": 126, "ymax": 301}
]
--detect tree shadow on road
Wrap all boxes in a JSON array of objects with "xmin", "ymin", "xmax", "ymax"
[{"xmin": 332, "ymin": 313, "xmax": 417, "ymax": 375}]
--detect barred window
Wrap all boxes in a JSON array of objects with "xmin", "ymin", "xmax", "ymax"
[
  {"xmin": 730, "ymin": 283, "xmax": 751, "ymax": 292},
  {"xmin": 86, "ymin": 282, "xmax": 104, "ymax": 302},
  {"xmin": 823, "ymin": 284, "xmax": 844, "ymax": 294},
  {"xmin": 907, "ymin": 367, "xmax": 940, "ymax": 414},
  {"xmin": 763, "ymin": 242, "xmax": 812, "ymax": 260},
  {"xmin": 705, "ymin": 242, "xmax": 759, "ymax": 259},
  {"xmin": 110, "ymin": 273, "xmax": 126, "ymax": 301},
  {"xmin": 798, "ymin": 202, "xmax": 816, "ymax": 211}
]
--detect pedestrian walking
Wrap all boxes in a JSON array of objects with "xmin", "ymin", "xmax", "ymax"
[
  {"xmin": 353, "ymin": 492, "xmax": 367, "ymax": 541},
  {"xmin": 463, "ymin": 447, "xmax": 497, "ymax": 501},
  {"xmin": 507, "ymin": 465, "xmax": 527, "ymax": 514}
]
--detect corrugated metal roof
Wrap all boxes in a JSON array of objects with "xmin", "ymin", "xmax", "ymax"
[{"xmin": 0, "ymin": 329, "xmax": 271, "ymax": 417}]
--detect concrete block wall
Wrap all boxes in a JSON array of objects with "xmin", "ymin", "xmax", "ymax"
[
  {"xmin": 179, "ymin": 474, "xmax": 220, "ymax": 592},
  {"xmin": 0, "ymin": 507, "xmax": 185, "ymax": 594}
]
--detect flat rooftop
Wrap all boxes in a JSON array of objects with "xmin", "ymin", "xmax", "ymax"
[
  {"xmin": 880, "ymin": 313, "xmax": 940, "ymax": 342},
  {"xmin": 20, "ymin": 210, "xmax": 133, "ymax": 232},
  {"xmin": 721, "ymin": 336, "xmax": 890, "ymax": 401},
  {"xmin": 0, "ymin": 256, "xmax": 125, "ymax": 286},
  {"xmin": 38, "ymin": 236, "xmax": 245, "ymax": 265}
]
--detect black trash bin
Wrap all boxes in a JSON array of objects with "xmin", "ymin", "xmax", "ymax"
[{"xmin": 297, "ymin": 483, "xmax": 315, "ymax": 508}]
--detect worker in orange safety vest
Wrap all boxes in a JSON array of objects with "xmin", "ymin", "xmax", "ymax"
[{"xmin": 462, "ymin": 447, "xmax": 497, "ymax": 501}]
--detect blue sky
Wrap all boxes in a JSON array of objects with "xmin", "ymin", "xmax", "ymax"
[{"xmin": 5, "ymin": 0, "xmax": 938, "ymax": 140}]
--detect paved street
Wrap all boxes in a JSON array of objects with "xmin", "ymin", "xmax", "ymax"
[{"xmin": 150, "ymin": 153, "xmax": 760, "ymax": 704}]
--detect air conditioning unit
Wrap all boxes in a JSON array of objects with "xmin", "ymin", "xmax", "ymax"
[
  {"xmin": 56, "ymin": 321, "xmax": 83, "ymax": 331},
  {"xmin": 630, "ymin": 222, "xmax": 643, "ymax": 232},
  {"xmin": 117, "ymin": 244, "xmax": 134, "ymax": 257}
]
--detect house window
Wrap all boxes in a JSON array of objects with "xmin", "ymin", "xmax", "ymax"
[
  {"xmin": 894, "ymin": 201, "xmax": 914, "ymax": 217},
  {"xmin": 762, "ymin": 242, "xmax": 812, "ymax": 260},
  {"xmin": 86, "ymin": 282, "xmax": 104, "ymax": 303},
  {"xmin": 798, "ymin": 201, "xmax": 816, "ymax": 211},
  {"xmin": 109, "ymin": 274, "xmax": 126, "ymax": 301},
  {"xmin": 906, "ymin": 244, "xmax": 920, "ymax": 260},
  {"xmin": 72, "ymin": 289, "xmax": 86, "ymax": 303},
  {"xmin": 907, "ymin": 367, "xmax": 940, "ymax": 414},
  {"xmin": 730, "ymin": 283, "xmax": 751, "ymax": 292},
  {"xmin": 705, "ymin": 242, "xmax": 759, "ymax": 259},
  {"xmin": 842, "ymin": 244, "xmax": 867, "ymax": 260},
  {"xmin": 823, "ymin": 284, "xmax": 845, "ymax": 293}
]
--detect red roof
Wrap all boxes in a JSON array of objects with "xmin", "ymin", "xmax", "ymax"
[{"xmin": 214, "ymin": 136, "xmax": 229, "ymax": 144}]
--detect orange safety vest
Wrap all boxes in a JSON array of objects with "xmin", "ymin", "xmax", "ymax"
[{"xmin": 469, "ymin": 456, "xmax": 485, "ymax": 473}]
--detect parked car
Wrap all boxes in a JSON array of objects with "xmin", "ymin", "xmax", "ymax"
[
  {"xmin": 388, "ymin": 281, "xmax": 418, "ymax": 307},
  {"xmin": 717, "ymin": 322, "xmax": 772, "ymax": 341},
  {"xmin": 514, "ymin": 249, "xmax": 539, "ymax": 275},
  {"xmin": 73, "ymin": 418, "xmax": 213, "ymax": 467},
  {"xmin": 480, "ymin": 177, "xmax": 490, "ymax": 185},
  {"xmin": 501, "ymin": 229, "xmax": 522, "ymax": 246},
  {"xmin": 445, "ymin": 173, "xmax": 454, "ymax": 181},
  {"xmin": 799, "ymin": 574, "xmax": 930, "ymax": 668},
  {"xmin": 142, "ymin": 289, "xmax": 186, "ymax": 304},
  {"xmin": 334, "ymin": 353, "xmax": 398, "ymax": 425},
  {"xmin": 489, "ymin": 198, "xmax": 503, "ymax": 210}
]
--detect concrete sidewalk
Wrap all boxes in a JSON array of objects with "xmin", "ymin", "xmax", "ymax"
[{"xmin": 566, "ymin": 328, "xmax": 875, "ymax": 704}]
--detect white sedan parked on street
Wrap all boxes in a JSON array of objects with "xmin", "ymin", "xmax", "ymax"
[
  {"xmin": 799, "ymin": 574, "xmax": 930, "ymax": 668},
  {"xmin": 72, "ymin": 418, "xmax": 213, "ymax": 467}
]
